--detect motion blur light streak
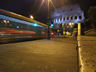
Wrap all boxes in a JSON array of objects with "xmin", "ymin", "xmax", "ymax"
[
  {"xmin": 0, "ymin": 29, "xmax": 36, "ymax": 34},
  {"xmin": 0, "ymin": 15, "xmax": 42, "ymax": 27},
  {"xmin": 33, "ymin": 23, "xmax": 38, "ymax": 27}
]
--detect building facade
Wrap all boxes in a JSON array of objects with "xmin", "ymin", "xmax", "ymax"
[{"xmin": 51, "ymin": 4, "xmax": 85, "ymax": 35}]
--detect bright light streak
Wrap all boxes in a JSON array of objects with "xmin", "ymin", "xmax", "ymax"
[
  {"xmin": 38, "ymin": 0, "xmax": 55, "ymax": 12},
  {"xmin": 37, "ymin": 0, "xmax": 45, "ymax": 12},
  {"xmin": 50, "ymin": 0, "xmax": 56, "ymax": 9},
  {"xmin": 34, "ymin": 23, "xmax": 38, "ymax": 26},
  {"xmin": 40, "ymin": 0, "xmax": 44, "ymax": 9}
]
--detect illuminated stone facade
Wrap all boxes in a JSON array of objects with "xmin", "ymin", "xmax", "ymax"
[
  {"xmin": 51, "ymin": 4, "xmax": 85, "ymax": 35},
  {"xmin": 51, "ymin": 4, "xmax": 84, "ymax": 25}
]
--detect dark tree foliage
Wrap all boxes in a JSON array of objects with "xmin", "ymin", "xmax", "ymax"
[
  {"xmin": 84, "ymin": 19, "xmax": 91, "ymax": 31},
  {"xmin": 88, "ymin": 6, "xmax": 96, "ymax": 29}
]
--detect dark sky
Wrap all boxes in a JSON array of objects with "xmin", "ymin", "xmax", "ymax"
[{"xmin": 0, "ymin": 0, "xmax": 96, "ymax": 23}]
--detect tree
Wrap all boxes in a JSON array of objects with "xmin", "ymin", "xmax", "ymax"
[{"xmin": 88, "ymin": 6, "xmax": 96, "ymax": 29}]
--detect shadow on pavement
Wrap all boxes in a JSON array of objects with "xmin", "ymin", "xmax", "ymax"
[{"xmin": 0, "ymin": 38, "xmax": 45, "ymax": 45}]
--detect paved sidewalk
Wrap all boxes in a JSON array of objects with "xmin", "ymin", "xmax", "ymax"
[
  {"xmin": 80, "ymin": 36, "xmax": 96, "ymax": 72},
  {"xmin": 0, "ymin": 38, "xmax": 78, "ymax": 72}
]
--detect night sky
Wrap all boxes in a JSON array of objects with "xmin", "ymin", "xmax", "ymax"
[{"xmin": 0, "ymin": 0, "xmax": 96, "ymax": 23}]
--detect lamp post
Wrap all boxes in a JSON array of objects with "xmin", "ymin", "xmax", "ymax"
[
  {"xmin": 47, "ymin": 0, "xmax": 51, "ymax": 40},
  {"xmin": 40, "ymin": 0, "xmax": 54, "ymax": 39},
  {"xmin": 77, "ymin": 22, "xmax": 81, "ymax": 41}
]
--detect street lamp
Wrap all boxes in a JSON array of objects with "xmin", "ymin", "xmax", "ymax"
[
  {"xmin": 40, "ymin": 0, "xmax": 54, "ymax": 39},
  {"xmin": 30, "ymin": 15, "xmax": 34, "ymax": 19}
]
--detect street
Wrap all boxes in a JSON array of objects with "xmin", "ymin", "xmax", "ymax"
[{"xmin": 0, "ymin": 38, "xmax": 78, "ymax": 72}]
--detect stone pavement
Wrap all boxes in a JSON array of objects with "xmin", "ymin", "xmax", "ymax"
[
  {"xmin": 80, "ymin": 36, "xmax": 96, "ymax": 72},
  {"xmin": 0, "ymin": 38, "xmax": 78, "ymax": 72}
]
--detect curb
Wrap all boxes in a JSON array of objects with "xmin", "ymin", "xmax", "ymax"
[{"xmin": 77, "ymin": 37, "xmax": 83, "ymax": 72}]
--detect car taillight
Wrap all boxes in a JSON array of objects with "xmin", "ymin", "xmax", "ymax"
[{"xmin": 51, "ymin": 32, "xmax": 54, "ymax": 35}]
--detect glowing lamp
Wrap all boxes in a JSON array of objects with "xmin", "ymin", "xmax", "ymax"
[
  {"xmin": 17, "ymin": 26, "xmax": 19, "ymax": 29},
  {"xmin": 50, "ymin": 24, "xmax": 54, "ymax": 27}
]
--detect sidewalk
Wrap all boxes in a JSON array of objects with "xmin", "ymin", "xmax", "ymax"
[
  {"xmin": 80, "ymin": 36, "xmax": 96, "ymax": 72},
  {"xmin": 0, "ymin": 38, "xmax": 78, "ymax": 72}
]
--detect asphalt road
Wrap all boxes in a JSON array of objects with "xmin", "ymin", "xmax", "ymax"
[{"xmin": 0, "ymin": 38, "xmax": 78, "ymax": 72}]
